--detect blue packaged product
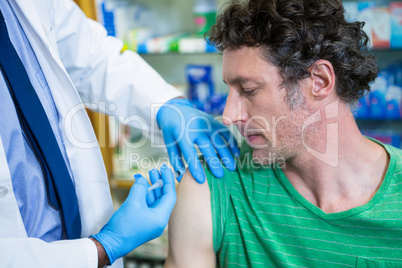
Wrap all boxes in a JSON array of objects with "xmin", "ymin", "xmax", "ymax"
[
  {"xmin": 370, "ymin": 90, "xmax": 387, "ymax": 119},
  {"xmin": 186, "ymin": 65, "xmax": 215, "ymax": 112},
  {"xmin": 370, "ymin": 71, "xmax": 390, "ymax": 119},
  {"xmin": 388, "ymin": 62, "xmax": 402, "ymax": 87},
  {"xmin": 358, "ymin": 2, "xmax": 376, "ymax": 46},
  {"xmin": 385, "ymin": 63, "xmax": 402, "ymax": 119},
  {"xmin": 386, "ymin": 85, "xmax": 402, "ymax": 119},
  {"xmin": 137, "ymin": 42, "xmax": 148, "ymax": 54},
  {"xmin": 356, "ymin": 93, "xmax": 371, "ymax": 119},
  {"xmin": 206, "ymin": 41, "xmax": 218, "ymax": 53},
  {"xmin": 101, "ymin": 3, "xmax": 116, "ymax": 36},
  {"xmin": 391, "ymin": 2, "xmax": 402, "ymax": 49},
  {"xmin": 209, "ymin": 93, "xmax": 227, "ymax": 115}
]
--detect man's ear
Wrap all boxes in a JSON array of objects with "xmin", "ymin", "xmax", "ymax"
[{"xmin": 309, "ymin": 60, "xmax": 335, "ymax": 101}]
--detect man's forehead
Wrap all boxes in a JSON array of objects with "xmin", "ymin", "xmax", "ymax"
[{"xmin": 222, "ymin": 48, "xmax": 280, "ymax": 86}]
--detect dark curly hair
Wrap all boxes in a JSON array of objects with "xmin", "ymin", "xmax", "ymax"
[{"xmin": 208, "ymin": 0, "xmax": 379, "ymax": 108}]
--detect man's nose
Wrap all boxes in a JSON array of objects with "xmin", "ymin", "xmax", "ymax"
[{"xmin": 222, "ymin": 92, "xmax": 245, "ymax": 126}]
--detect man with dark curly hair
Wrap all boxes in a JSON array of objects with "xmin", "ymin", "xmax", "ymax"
[{"xmin": 165, "ymin": 0, "xmax": 402, "ymax": 267}]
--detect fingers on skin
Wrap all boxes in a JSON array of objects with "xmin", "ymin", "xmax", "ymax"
[{"xmin": 195, "ymin": 136, "xmax": 224, "ymax": 178}]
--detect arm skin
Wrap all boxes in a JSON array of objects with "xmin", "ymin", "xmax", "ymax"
[
  {"xmin": 165, "ymin": 170, "xmax": 216, "ymax": 268},
  {"xmin": 89, "ymin": 237, "xmax": 109, "ymax": 268}
]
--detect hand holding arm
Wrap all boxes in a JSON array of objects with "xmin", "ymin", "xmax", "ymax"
[{"xmin": 157, "ymin": 98, "xmax": 240, "ymax": 183}]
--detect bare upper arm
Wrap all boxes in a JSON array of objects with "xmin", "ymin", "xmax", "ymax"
[{"xmin": 165, "ymin": 170, "xmax": 216, "ymax": 268}]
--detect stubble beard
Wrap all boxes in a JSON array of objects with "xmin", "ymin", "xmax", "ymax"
[{"xmin": 250, "ymin": 109, "xmax": 314, "ymax": 166}]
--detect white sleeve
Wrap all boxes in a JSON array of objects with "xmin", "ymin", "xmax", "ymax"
[
  {"xmin": 0, "ymin": 238, "xmax": 98, "ymax": 268},
  {"xmin": 50, "ymin": 0, "xmax": 183, "ymax": 141}
]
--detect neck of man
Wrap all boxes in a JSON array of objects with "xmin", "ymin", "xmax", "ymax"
[{"xmin": 282, "ymin": 104, "xmax": 390, "ymax": 214}]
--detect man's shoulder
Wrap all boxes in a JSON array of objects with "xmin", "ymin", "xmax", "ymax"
[{"xmin": 166, "ymin": 169, "xmax": 216, "ymax": 267}]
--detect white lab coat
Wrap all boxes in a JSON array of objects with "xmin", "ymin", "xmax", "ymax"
[{"xmin": 0, "ymin": 0, "xmax": 182, "ymax": 267}]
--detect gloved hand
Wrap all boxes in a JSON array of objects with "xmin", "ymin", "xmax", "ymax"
[
  {"xmin": 91, "ymin": 165, "xmax": 176, "ymax": 265},
  {"xmin": 156, "ymin": 98, "xmax": 240, "ymax": 183}
]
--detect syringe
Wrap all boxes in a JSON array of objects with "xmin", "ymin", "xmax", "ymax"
[
  {"xmin": 147, "ymin": 169, "xmax": 185, "ymax": 193},
  {"xmin": 148, "ymin": 179, "xmax": 164, "ymax": 193}
]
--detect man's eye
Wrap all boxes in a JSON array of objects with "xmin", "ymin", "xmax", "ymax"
[{"xmin": 243, "ymin": 88, "xmax": 257, "ymax": 96}]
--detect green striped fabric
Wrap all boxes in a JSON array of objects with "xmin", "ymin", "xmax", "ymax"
[{"xmin": 205, "ymin": 139, "xmax": 402, "ymax": 267}]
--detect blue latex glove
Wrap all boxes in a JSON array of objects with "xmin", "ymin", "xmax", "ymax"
[
  {"xmin": 91, "ymin": 165, "xmax": 176, "ymax": 264},
  {"xmin": 156, "ymin": 98, "xmax": 240, "ymax": 183}
]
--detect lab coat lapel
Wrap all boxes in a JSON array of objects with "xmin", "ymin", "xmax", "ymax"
[
  {"xmin": 10, "ymin": 0, "xmax": 82, "ymax": 117},
  {"xmin": 10, "ymin": 0, "xmax": 50, "ymax": 51}
]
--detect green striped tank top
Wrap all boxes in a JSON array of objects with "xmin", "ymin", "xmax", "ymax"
[{"xmin": 205, "ymin": 140, "xmax": 402, "ymax": 267}]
